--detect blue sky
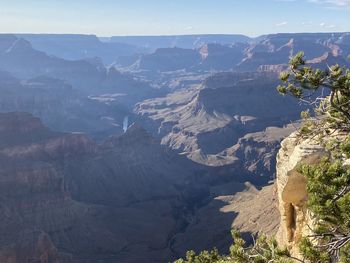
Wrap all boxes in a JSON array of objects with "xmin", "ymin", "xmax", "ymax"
[{"xmin": 0, "ymin": 0, "xmax": 349, "ymax": 36}]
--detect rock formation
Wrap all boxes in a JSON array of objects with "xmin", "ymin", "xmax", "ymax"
[
  {"xmin": 276, "ymin": 132, "xmax": 325, "ymax": 257},
  {"xmin": 136, "ymin": 71, "xmax": 302, "ymax": 173}
]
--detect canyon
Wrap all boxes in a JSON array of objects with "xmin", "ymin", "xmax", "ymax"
[{"xmin": 0, "ymin": 32, "xmax": 349, "ymax": 262}]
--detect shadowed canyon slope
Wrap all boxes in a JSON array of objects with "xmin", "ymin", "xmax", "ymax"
[
  {"xmin": 0, "ymin": 112, "xmax": 210, "ymax": 262},
  {"xmin": 0, "ymin": 112, "xmax": 283, "ymax": 262}
]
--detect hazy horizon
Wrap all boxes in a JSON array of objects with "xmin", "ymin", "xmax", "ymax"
[
  {"xmin": 1, "ymin": 0, "xmax": 349, "ymax": 37},
  {"xmin": 2, "ymin": 31, "xmax": 350, "ymax": 39}
]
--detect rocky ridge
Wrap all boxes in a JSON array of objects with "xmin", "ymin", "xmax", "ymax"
[{"xmin": 274, "ymin": 132, "xmax": 348, "ymax": 258}]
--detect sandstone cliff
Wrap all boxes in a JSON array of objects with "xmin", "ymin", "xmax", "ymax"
[{"xmin": 276, "ymin": 132, "xmax": 325, "ymax": 257}]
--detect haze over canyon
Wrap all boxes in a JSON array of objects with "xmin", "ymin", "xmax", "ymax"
[{"xmin": 0, "ymin": 31, "xmax": 350, "ymax": 262}]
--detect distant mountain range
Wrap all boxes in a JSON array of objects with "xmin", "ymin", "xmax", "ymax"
[
  {"xmin": 125, "ymin": 32, "xmax": 350, "ymax": 72},
  {"xmin": 12, "ymin": 32, "xmax": 350, "ymax": 72},
  {"xmin": 106, "ymin": 34, "xmax": 253, "ymax": 50},
  {"xmin": 17, "ymin": 34, "xmax": 144, "ymax": 64}
]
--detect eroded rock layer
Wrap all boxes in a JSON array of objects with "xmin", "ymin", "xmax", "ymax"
[{"xmin": 276, "ymin": 133, "xmax": 325, "ymax": 257}]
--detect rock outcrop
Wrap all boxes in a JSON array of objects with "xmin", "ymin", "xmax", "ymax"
[
  {"xmin": 276, "ymin": 132, "xmax": 325, "ymax": 257},
  {"xmin": 136, "ymin": 71, "xmax": 302, "ymax": 176}
]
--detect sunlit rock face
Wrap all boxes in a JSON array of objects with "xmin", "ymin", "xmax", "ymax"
[
  {"xmin": 136, "ymin": 71, "xmax": 302, "ymax": 173},
  {"xmin": 276, "ymin": 132, "xmax": 325, "ymax": 257},
  {"xmin": 276, "ymin": 132, "xmax": 350, "ymax": 258}
]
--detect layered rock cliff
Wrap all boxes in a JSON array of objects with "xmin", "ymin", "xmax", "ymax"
[{"xmin": 276, "ymin": 132, "xmax": 325, "ymax": 257}]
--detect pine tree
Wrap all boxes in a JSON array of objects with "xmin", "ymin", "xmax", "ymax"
[
  {"xmin": 278, "ymin": 53, "xmax": 350, "ymax": 262},
  {"xmin": 173, "ymin": 230, "xmax": 293, "ymax": 263}
]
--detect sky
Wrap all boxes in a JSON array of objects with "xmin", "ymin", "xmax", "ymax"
[{"xmin": 0, "ymin": 0, "xmax": 349, "ymax": 37}]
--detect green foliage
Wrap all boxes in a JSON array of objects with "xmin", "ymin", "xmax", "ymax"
[
  {"xmin": 277, "ymin": 52, "xmax": 350, "ymax": 135},
  {"xmin": 340, "ymin": 136, "xmax": 350, "ymax": 158},
  {"xmin": 299, "ymin": 238, "xmax": 330, "ymax": 263},
  {"xmin": 276, "ymin": 52, "xmax": 350, "ymax": 262},
  {"xmin": 297, "ymin": 154, "xmax": 350, "ymax": 262},
  {"xmin": 278, "ymin": 54, "xmax": 350, "ymax": 261},
  {"xmin": 173, "ymin": 230, "xmax": 293, "ymax": 263},
  {"xmin": 173, "ymin": 248, "xmax": 222, "ymax": 263},
  {"xmin": 298, "ymin": 157, "xmax": 350, "ymax": 229}
]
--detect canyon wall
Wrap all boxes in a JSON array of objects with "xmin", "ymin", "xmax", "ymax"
[{"xmin": 276, "ymin": 132, "xmax": 325, "ymax": 257}]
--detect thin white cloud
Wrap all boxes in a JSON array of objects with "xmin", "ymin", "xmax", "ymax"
[
  {"xmin": 326, "ymin": 0, "xmax": 350, "ymax": 6},
  {"xmin": 276, "ymin": 21, "xmax": 288, "ymax": 27},
  {"xmin": 301, "ymin": 21, "xmax": 313, "ymax": 25},
  {"xmin": 327, "ymin": 25, "xmax": 336, "ymax": 28},
  {"xmin": 320, "ymin": 22, "xmax": 337, "ymax": 28},
  {"xmin": 308, "ymin": 0, "xmax": 350, "ymax": 8}
]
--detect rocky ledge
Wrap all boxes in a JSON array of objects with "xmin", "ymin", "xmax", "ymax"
[{"xmin": 276, "ymin": 132, "xmax": 330, "ymax": 257}]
